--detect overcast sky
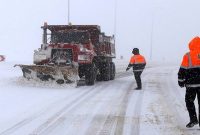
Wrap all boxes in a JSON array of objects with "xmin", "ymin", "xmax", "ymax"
[{"xmin": 1, "ymin": 0, "xmax": 200, "ymax": 62}]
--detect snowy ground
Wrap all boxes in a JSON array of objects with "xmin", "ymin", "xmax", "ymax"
[{"xmin": 0, "ymin": 60, "xmax": 199, "ymax": 135}]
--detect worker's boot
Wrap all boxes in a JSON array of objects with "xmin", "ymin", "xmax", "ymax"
[
  {"xmin": 186, "ymin": 119, "xmax": 198, "ymax": 128},
  {"xmin": 134, "ymin": 83, "xmax": 142, "ymax": 90},
  {"xmin": 186, "ymin": 105, "xmax": 198, "ymax": 128},
  {"xmin": 186, "ymin": 108, "xmax": 199, "ymax": 128},
  {"xmin": 135, "ymin": 87, "xmax": 141, "ymax": 90}
]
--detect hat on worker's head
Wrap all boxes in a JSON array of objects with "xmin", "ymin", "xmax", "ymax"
[{"xmin": 132, "ymin": 48, "xmax": 139, "ymax": 54}]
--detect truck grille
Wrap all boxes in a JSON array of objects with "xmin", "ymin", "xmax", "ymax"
[{"xmin": 51, "ymin": 49, "xmax": 73, "ymax": 64}]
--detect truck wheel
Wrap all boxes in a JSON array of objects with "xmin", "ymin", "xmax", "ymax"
[
  {"xmin": 85, "ymin": 64, "xmax": 96, "ymax": 85},
  {"xmin": 96, "ymin": 73, "xmax": 102, "ymax": 81},
  {"xmin": 102, "ymin": 62, "xmax": 111, "ymax": 81},
  {"xmin": 110, "ymin": 62, "xmax": 115, "ymax": 80}
]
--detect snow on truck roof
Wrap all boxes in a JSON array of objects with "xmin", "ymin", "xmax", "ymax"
[{"xmin": 41, "ymin": 25, "xmax": 101, "ymax": 32}]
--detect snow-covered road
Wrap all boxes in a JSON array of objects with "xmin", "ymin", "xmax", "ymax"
[{"xmin": 0, "ymin": 61, "xmax": 199, "ymax": 135}]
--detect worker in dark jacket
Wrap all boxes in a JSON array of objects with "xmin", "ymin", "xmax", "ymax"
[
  {"xmin": 126, "ymin": 48, "xmax": 146, "ymax": 90},
  {"xmin": 178, "ymin": 36, "xmax": 200, "ymax": 128}
]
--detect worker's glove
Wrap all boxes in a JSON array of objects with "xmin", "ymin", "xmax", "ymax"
[
  {"xmin": 126, "ymin": 67, "xmax": 130, "ymax": 71},
  {"xmin": 178, "ymin": 81, "xmax": 185, "ymax": 88}
]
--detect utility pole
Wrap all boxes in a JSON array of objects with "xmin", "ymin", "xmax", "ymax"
[
  {"xmin": 114, "ymin": 0, "xmax": 117, "ymax": 37},
  {"xmin": 150, "ymin": 13, "xmax": 154, "ymax": 61},
  {"xmin": 113, "ymin": 0, "xmax": 118, "ymax": 58},
  {"xmin": 68, "ymin": 0, "xmax": 70, "ymax": 25}
]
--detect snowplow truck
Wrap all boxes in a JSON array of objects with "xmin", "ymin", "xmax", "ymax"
[{"xmin": 15, "ymin": 23, "xmax": 116, "ymax": 85}]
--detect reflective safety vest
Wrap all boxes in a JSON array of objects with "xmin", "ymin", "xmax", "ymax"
[
  {"xmin": 129, "ymin": 54, "xmax": 146, "ymax": 72},
  {"xmin": 130, "ymin": 55, "xmax": 146, "ymax": 64},
  {"xmin": 181, "ymin": 52, "xmax": 200, "ymax": 69}
]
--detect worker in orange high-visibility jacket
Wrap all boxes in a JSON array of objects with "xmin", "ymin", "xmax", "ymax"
[
  {"xmin": 178, "ymin": 36, "xmax": 200, "ymax": 128},
  {"xmin": 126, "ymin": 48, "xmax": 146, "ymax": 90}
]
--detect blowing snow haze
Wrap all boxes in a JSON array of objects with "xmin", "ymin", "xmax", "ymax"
[{"xmin": 0, "ymin": 0, "xmax": 200, "ymax": 62}]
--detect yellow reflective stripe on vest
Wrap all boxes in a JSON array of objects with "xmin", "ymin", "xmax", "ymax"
[
  {"xmin": 186, "ymin": 84, "xmax": 200, "ymax": 88},
  {"xmin": 178, "ymin": 79, "xmax": 185, "ymax": 82},
  {"xmin": 187, "ymin": 52, "xmax": 192, "ymax": 68}
]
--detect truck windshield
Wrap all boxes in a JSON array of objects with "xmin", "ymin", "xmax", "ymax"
[{"xmin": 51, "ymin": 31, "xmax": 90, "ymax": 44}]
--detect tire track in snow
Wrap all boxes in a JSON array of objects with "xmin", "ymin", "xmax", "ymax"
[
  {"xmin": 153, "ymin": 67, "xmax": 190, "ymax": 135},
  {"xmin": 66, "ymin": 81, "xmax": 127, "ymax": 135},
  {"xmin": 0, "ymin": 70, "xmax": 128, "ymax": 135},
  {"xmin": 126, "ymin": 71, "xmax": 151, "ymax": 135},
  {"xmin": 73, "ymin": 72, "xmax": 148, "ymax": 135},
  {"xmin": 129, "ymin": 89, "xmax": 144, "ymax": 135},
  {"xmin": 97, "ymin": 82, "xmax": 134, "ymax": 135},
  {"xmin": 97, "ymin": 72, "xmax": 150, "ymax": 135},
  {"xmin": 113, "ymin": 83, "xmax": 135, "ymax": 135},
  {"xmin": 0, "ymin": 85, "xmax": 100, "ymax": 135},
  {"xmin": 120, "ymin": 67, "xmax": 163, "ymax": 135},
  {"xmin": 30, "ymin": 67, "xmax": 151, "ymax": 135},
  {"xmin": 0, "ymin": 67, "xmax": 149, "ymax": 135},
  {"xmin": 30, "ymin": 82, "xmax": 114, "ymax": 135}
]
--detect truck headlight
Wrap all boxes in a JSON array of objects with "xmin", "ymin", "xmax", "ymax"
[
  {"xmin": 34, "ymin": 54, "xmax": 47, "ymax": 62},
  {"xmin": 78, "ymin": 55, "xmax": 90, "ymax": 61}
]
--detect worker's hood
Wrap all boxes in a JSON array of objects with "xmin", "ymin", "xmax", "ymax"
[{"xmin": 189, "ymin": 36, "xmax": 200, "ymax": 51}]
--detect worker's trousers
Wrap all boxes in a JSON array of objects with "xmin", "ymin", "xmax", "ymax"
[
  {"xmin": 133, "ymin": 71, "xmax": 142, "ymax": 88},
  {"xmin": 185, "ymin": 87, "xmax": 200, "ymax": 121}
]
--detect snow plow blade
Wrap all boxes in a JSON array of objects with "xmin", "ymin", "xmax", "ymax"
[{"xmin": 14, "ymin": 64, "xmax": 79, "ymax": 84}]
